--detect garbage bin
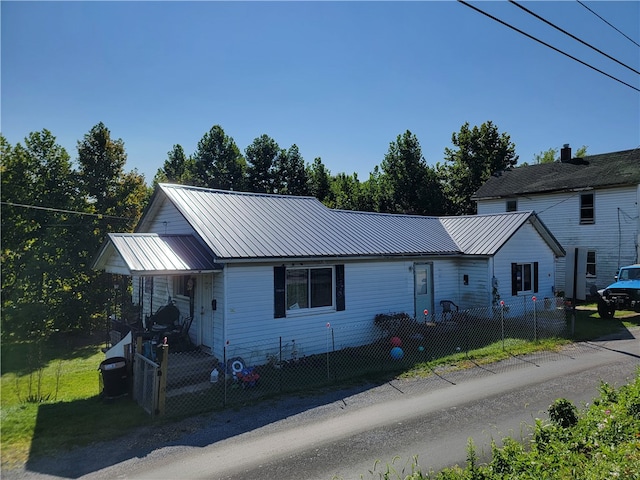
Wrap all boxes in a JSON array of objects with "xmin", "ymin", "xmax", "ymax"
[{"xmin": 99, "ymin": 356, "xmax": 128, "ymax": 398}]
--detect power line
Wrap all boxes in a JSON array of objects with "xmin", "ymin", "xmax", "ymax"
[
  {"xmin": 509, "ymin": 0, "xmax": 640, "ymax": 76},
  {"xmin": 0, "ymin": 201, "xmax": 133, "ymax": 221},
  {"xmin": 458, "ymin": 0, "xmax": 640, "ymax": 93},
  {"xmin": 577, "ymin": 0, "xmax": 640, "ymax": 49}
]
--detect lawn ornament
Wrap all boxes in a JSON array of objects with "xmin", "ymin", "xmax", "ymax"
[
  {"xmin": 227, "ymin": 357, "xmax": 246, "ymax": 376},
  {"xmin": 390, "ymin": 346, "xmax": 404, "ymax": 360}
]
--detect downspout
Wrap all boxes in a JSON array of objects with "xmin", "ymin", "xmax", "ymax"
[
  {"xmin": 222, "ymin": 267, "xmax": 229, "ymax": 357},
  {"xmin": 488, "ymin": 256, "xmax": 496, "ymax": 307},
  {"xmin": 618, "ymin": 207, "xmax": 622, "ymax": 270}
]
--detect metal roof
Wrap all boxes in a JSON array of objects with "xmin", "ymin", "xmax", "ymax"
[
  {"xmin": 440, "ymin": 211, "xmax": 564, "ymax": 257},
  {"xmin": 155, "ymin": 184, "xmax": 562, "ymax": 261},
  {"xmin": 473, "ymin": 148, "xmax": 640, "ymax": 200},
  {"xmin": 95, "ymin": 233, "xmax": 222, "ymax": 275}
]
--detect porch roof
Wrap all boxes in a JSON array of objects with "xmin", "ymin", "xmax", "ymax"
[{"xmin": 93, "ymin": 233, "xmax": 223, "ymax": 275}]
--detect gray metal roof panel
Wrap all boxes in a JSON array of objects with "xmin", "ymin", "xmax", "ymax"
[
  {"xmin": 440, "ymin": 211, "xmax": 533, "ymax": 255},
  {"xmin": 107, "ymin": 233, "xmax": 220, "ymax": 274},
  {"xmin": 160, "ymin": 185, "xmax": 458, "ymax": 258},
  {"xmin": 158, "ymin": 184, "xmax": 546, "ymax": 260}
]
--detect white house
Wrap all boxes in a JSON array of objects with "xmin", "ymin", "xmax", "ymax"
[
  {"xmin": 93, "ymin": 184, "xmax": 564, "ymax": 360},
  {"xmin": 472, "ymin": 146, "xmax": 640, "ymax": 298}
]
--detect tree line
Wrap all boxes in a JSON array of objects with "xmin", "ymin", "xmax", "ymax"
[
  {"xmin": 1, "ymin": 123, "xmax": 148, "ymax": 338},
  {"xmin": 2, "ymin": 119, "xmax": 519, "ymax": 337},
  {"xmin": 154, "ymin": 120, "xmax": 518, "ymax": 216}
]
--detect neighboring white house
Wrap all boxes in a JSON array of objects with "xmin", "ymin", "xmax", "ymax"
[
  {"xmin": 93, "ymin": 183, "xmax": 564, "ymax": 359},
  {"xmin": 472, "ymin": 146, "xmax": 640, "ymax": 297}
]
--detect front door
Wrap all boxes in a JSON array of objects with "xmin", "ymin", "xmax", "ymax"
[{"xmin": 414, "ymin": 263, "xmax": 434, "ymax": 321}]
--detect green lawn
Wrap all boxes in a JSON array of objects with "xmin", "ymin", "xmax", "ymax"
[
  {"xmin": 2, "ymin": 306, "xmax": 639, "ymax": 470},
  {"xmin": 1, "ymin": 333, "xmax": 151, "ymax": 468}
]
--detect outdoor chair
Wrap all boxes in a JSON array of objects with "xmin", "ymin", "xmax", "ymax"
[
  {"xmin": 440, "ymin": 300, "xmax": 459, "ymax": 322},
  {"xmin": 165, "ymin": 316, "xmax": 195, "ymax": 352}
]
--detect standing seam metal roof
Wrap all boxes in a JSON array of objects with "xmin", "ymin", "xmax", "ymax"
[
  {"xmin": 103, "ymin": 233, "xmax": 220, "ymax": 274},
  {"xmin": 157, "ymin": 184, "xmax": 556, "ymax": 260}
]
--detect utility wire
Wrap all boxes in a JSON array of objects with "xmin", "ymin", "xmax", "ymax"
[
  {"xmin": 457, "ymin": 0, "xmax": 640, "ymax": 93},
  {"xmin": 577, "ymin": 0, "xmax": 640, "ymax": 49},
  {"xmin": 0, "ymin": 201, "xmax": 132, "ymax": 221},
  {"xmin": 509, "ymin": 0, "xmax": 640, "ymax": 76}
]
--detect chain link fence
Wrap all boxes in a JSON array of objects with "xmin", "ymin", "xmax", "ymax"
[{"xmin": 146, "ymin": 297, "xmax": 570, "ymax": 418}]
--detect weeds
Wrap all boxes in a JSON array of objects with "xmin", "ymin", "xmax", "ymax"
[
  {"xmin": 13, "ymin": 341, "xmax": 62, "ymax": 404},
  {"xmin": 348, "ymin": 369, "xmax": 640, "ymax": 479}
]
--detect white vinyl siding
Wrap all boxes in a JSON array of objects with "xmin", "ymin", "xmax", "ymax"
[
  {"xmin": 431, "ymin": 258, "xmax": 489, "ymax": 310},
  {"xmin": 454, "ymin": 258, "xmax": 491, "ymax": 307},
  {"xmin": 222, "ymin": 261, "xmax": 415, "ymax": 358},
  {"xmin": 478, "ymin": 185, "xmax": 639, "ymax": 296},
  {"xmin": 219, "ymin": 256, "xmax": 506, "ymax": 360},
  {"xmin": 147, "ymin": 200, "xmax": 197, "ymax": 235},
  {"xmin": 102, "ymin": 248, "xmax": 130, "ymax": 275},
  {"xmin": 493, "ymin": 222, "xmax": 556, "ymax": 302}
]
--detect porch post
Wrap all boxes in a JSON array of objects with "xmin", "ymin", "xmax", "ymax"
[{"xmin": 156, "ymin": 343, "xmax": 169, "ymax": 417}]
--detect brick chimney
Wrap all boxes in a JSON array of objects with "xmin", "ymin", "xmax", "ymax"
[{"xmin": 560, "ymin": 144, "xmax": 571, "ymax": 163}]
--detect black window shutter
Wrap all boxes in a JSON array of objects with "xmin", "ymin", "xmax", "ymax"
[
  {"xmin": 511, "ymin": 263, "xmax": 518, "ymax": 296},
  {"xmin": 274, "ymin": 266, "xmax": 286, "ymax": 318},
  {"xmin": 533, "ymin": 262, "xmax": 539, "ymax": 293},
  {"xmin": 336, "ymin": 264, "xmax": 345, "ymax": 311}
]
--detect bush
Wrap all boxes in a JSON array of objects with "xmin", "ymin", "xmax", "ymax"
[{"xmin": 548, "ymin": 398, "xmax": 579, "ymax": 428}]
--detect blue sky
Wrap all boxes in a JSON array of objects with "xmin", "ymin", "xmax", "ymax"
[{"xmin": 3, "ymin": 1, "xmax": 639, "ymax": 185}]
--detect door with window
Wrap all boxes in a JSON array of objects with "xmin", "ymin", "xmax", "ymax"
[{"xmin": 414, "ymin": 263, "xmax": 434, "ymax": 321}]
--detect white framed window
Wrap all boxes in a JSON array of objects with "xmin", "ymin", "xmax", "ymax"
[
  {"xmin": 274, "ymin": 265, "xmax": 345, "ymax": 318},
  {"xmin": 586, "ymin": 251, "xmax": 596, "ymax": 277},
  {"xmin": 286, "ymin": 267, "xmax": 333, "ymax": 311},
  {"xmin": 580, "ymin": 193, "xmax": 594, "ymax": 224},
  {"xmin": 511, "ymin": 262, "xmax": 538, "ymax": 295}
]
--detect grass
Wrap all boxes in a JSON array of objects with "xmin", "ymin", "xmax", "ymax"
[
  {"xmin": 1, "ymin": 333, "xmax": 151, "ymax": 468},
  {"xmin": 1, "ymin": 305, "xmax": 639, "ymax": 470}
]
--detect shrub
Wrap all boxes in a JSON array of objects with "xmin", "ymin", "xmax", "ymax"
[{"xmin": 548, "ymin": 398, "xmax": 579, "ymax": 428}]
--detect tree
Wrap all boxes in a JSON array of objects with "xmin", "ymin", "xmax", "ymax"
[
  {"xmin": 77, "ymin": 122, "xmax": 127, "ymax": 211},
  {"xmin": 306, "ymin": 157, "xmax": 332, "ymax": 203},
  {"xmin": 330, "ymin": 172, "xmax": 364, "ymax": 211},
  {"xmin": 359, "ymin": 166, "xmax": 390, "ymax": 213},
  {"xmin": 192, "ymin": 125, "xmax": 245, "ymax": 190},
  {"xmin": 1, "ymin": 131, "xmax": 80, "ymax": 336},
  {"xmin": 273, "ymin": 144, "xmax": 309, "ymax": 196},
  {"xmin": 154, "ymin": 144, "xmax": 193, "ymax": 185},
  {"xmin": 379, "ymin": 130, "xmax": 444, "ymax": 215},
  {"xmin": 575, "ymin": 145, "xmax": 588, "ymax": 158},
  {"xmin": 440, "ymin": 121, "xmax": 518, "ymax": 215},
  {"xmin": 3, "ymin": 125, "xmax": 148, "ymax": 338},
  {"xmin": 73, "ymin": 124, "xmax": 147, "ymax": 332},
  {"xmin": 531, "ymin": 145, "xmax": 588, "ymax": 164},
  {"xmin": 533, "ymin": 148, "xmax": 558, "ymax": 164},
  {"xmin": 245, "ymin": 134, "xmax": 280, "ymax": 193}
]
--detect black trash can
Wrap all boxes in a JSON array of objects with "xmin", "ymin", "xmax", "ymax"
[{"xmin": 99, "ymin": 356, "xmax": 128, "ymax": 398}]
